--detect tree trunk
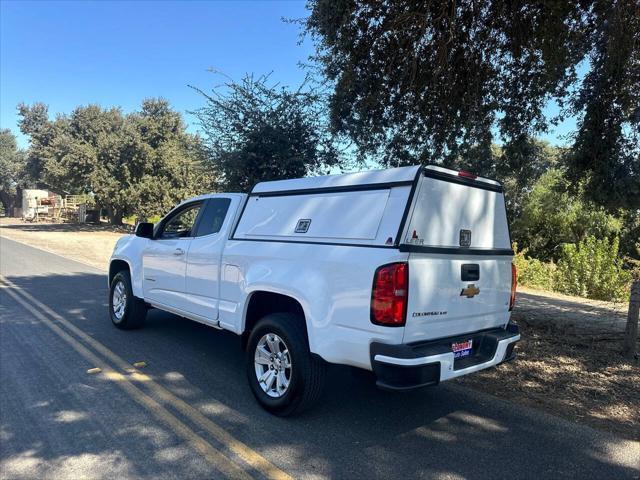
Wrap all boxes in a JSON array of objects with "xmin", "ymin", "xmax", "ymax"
[
  {"xmin": 107, "ymin": 207, "xmax": 123, "ymax": 225},
  {"xmin": 623, "ymin": 279, "xmax": 640, "ymax": 359}
]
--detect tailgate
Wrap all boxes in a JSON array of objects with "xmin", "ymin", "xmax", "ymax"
[
  {"xmin": 403, "ymin": 254, "xmax": 512, "ymax": 343},
  {"xmin": 399, "ymin": 166, "xmax": 513, "ymax": 343}
]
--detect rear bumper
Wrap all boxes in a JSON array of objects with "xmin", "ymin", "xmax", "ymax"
[{"xmin": 370, "ymin": 323, "xmax": 520, "ymax": 391}]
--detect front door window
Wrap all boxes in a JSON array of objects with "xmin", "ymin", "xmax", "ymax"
[{"xmin": 160, "ymin": 204, "xmax": 201, "ymax": 239}]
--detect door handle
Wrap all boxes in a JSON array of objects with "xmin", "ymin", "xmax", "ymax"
[
  {"xmin": 461, "ymin": 264, "xmax": 480, "ymax": 281},
  {"xmin": 173, "ymin": 248, "xmax": 185, "ymax": 256}
]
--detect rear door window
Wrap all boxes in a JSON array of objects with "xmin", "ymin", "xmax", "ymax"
[{"xmin": 194, "ymin": 198, "xmax": 231, "ymax": 237}]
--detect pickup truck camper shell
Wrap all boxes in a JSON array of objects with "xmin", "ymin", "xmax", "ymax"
[{"xmin": 109, "ymin": 164, "xmax": 520, "ymax": 415}]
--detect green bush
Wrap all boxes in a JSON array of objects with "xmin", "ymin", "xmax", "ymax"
[
  {"xmin": 122, "ymin": 214, "xmax": 137, "ymax": 225},
  {"xmin": 511, "ymin": 169, "xmax": 623, "ymax": 261},
  {"xmin": 123, "ymin": 214, "xmax": 162, "ymax": 226},
  {"xmin": 555, "ymin": 236, "xmax": 632, "ymax": 301},
  {"xmin": 513, "ymin": 243, "xmax": 557, "ymax": 291},
  {"xmin": 521, "ymin": 257, "xmax": 557, "ymax": 290}
]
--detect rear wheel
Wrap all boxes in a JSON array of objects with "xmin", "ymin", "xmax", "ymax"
[
  {"xmin": 246, "ymin": 313, "xmax": 326, "ymax": 416},
  {"xmin": 109, "ymin": 270, "xmax": 146, "ymax": 329}
]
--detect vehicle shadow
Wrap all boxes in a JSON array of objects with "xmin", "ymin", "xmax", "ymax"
[{"xmin": 2, "ymin": 271, "xmax": 638, "ymax": 480}]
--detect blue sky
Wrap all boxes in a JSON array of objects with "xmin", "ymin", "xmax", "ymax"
[
  {"xmin": 1, "ymin": 0, "xmax": 575, "ymax": 151},
  {"xmin": 1, "ymin": 1, "xmax": 313, "ymax": 148}
]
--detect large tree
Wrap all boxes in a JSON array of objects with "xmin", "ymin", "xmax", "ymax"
[
  {"xmin": 0, "ymin": 129, "xmax": 26, "ymax": 215},
  {"xmin": 125, "ymin": 99, "xmax": 213, "ymax": 221},
  {"xmin": 565, "ymin": 0, "xmax": 640, "ymax": 211},
  {"xmin": 493, "ymin": 138, "xmax": 560, "ymax": 220},
  {"xmin": 304, "ymin": 0, "xmax": 639, "ymax": 210},
  {"xmin": 191, "ymin": 73, "xmax": 343, "ymax": 192},
  {"xmin": 17, "ymin": 102, "xmax": 52, "ymax": 184},
  {"xmin": 18, "ymin": 99, "xmax": 212, "ymax": 224}
]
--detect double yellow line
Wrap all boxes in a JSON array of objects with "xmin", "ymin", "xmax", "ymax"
[{"xmin": 0, "ymin": 275, "xmax": 292, "ymax": 480}]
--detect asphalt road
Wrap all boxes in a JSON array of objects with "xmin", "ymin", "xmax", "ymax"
[{"xmin": 1, "ymin": 236, "xmax": 638, "ymax": 480}]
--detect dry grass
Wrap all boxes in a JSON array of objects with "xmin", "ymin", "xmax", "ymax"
[
  {"xmin": 456, "ymin": 316, "xmax": 640, "ymax": 440},
  {"xmin": 0, "ymin": 218, "xmax": 125, "ymax": 270}
]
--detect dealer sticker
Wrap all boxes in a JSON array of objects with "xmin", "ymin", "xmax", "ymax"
[{"xmin": 452, "ymin": 339, "xmax": 473, "ymax": 358}]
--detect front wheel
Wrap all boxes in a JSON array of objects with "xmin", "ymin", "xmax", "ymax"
[
  {"xmin": 109, "ymin": 271, "xmax": 146, "ymax": 329},
  {"xmin": 246, "ymin": 313, "xmax": 326, "ymax": 416}
]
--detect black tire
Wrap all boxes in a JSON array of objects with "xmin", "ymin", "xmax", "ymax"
[
  {"xmin": 109, "ymin": 270, "xmax": 146, "ymax": 330},
  {"xmin": 246, "ymin": 313, "xmax": 326, "ymax": 416}
]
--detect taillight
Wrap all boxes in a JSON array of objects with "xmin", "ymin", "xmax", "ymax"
[
  {"xmin": 371, "ymin": 262, "xmax": 408, "ymax": 326},
  {"xmin": 509, "ymin": 263, "xmax": 517, "ymax": 311}
]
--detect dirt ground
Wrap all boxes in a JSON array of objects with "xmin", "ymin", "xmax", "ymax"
[
  {"xmin": 455, "ymin": 317, "xmax": 639, "ymax": 441},
  {"xmin": 1, "ymin": 217, "xmax": 638, "ymax": 440},
  {"xmin": 0, "ymin": 218, "xmax": 127, "ymax": 270}
]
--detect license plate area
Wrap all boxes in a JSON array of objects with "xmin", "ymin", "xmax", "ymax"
[{"xmin": 452, "ymin": 339, "xmax": 473, "ymax": 359}]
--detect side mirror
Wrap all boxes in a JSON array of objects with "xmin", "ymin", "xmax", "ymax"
[{"xmin": 135, "ymin": 222, "xmax": 154, "ymax": 239}]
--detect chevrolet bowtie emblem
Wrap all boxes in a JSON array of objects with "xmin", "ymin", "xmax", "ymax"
[{"xmin": 460, "ymin": 284, "xmax": 480, "ymax": 298}]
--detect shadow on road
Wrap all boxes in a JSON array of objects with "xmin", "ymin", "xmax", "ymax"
[
  {"xmin": 515, "ymin": 290, "xmax": 627, "ymax": 335},
  {"xmin": 1, "ymin": 271, "xmax": 638, "ymax": 479}
]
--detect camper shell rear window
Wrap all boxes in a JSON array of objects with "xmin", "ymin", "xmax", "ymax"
[{"xmin": 399, "ymin": 169, "xmax": 512, "ymax": 254}]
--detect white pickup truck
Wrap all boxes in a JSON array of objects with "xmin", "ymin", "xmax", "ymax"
[{"xmin": 109, "ymin": 165, "xmax": 519, "ymax": 415}]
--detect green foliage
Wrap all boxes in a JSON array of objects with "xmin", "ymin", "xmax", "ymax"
[
  {"xmin": 17, "ymin": 99, "xmax": 212, "ymax": 224},
  {"xmin": 512, "ymin": 169, "xmax": 623, "ymax": 261},
  {"xmin": 191, "ymin": 73, "xmax": 344, "ymax": 192},
  {"xmin": 513, "ymin": 243, "xmax": 557, "ymax": 291},
  {"xmin": 555, "ymin": 236, "xmax": 632, "ymax": 301},
  {"xmin": 0, "ymin": 129, "xmax": 25, "ymax": 193},
  {"xmin": 514, "ymin": 238, "xmax": 632, "ymax": 301},
  {"xmin": 123, "ymin": 213, "xmax": 162, "ymax": 226},
  {"xmin": 304, "ymin": 0, "xmax": 590, "ymax": 167},
  {"xmin": 565, "ymin": 0, "xmax": 640, "ymax": 211},
  {"xmin": 492, "ymin": 138, "xmax": 559, "ymax": 222},
  {"xmin": 17, "ymin": 102, "xmax": 51, "ymax": 183},
  {"xmin": 619, "ymin": 210, "xmax": 640, "ymax": 261},
  {"xmin": 0, "ymin": 129, "xmax": 26, "ymax": 213},
  {"xmin": 304, "ymin": 0, "xmax": 640, "ymax": 210}
]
